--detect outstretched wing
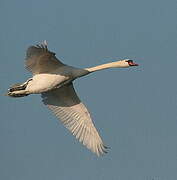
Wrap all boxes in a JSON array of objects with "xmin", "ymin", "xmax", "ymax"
[
  {"xmin": 41, "ymin": 83, "xmax": 108, "ymax": 156},
  {"xmin": 25, "ymin": 41, "xmax": 64, "ymax": 74}
]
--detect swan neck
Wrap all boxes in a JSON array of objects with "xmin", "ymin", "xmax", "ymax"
[{"xmin": 85, "ymin": 60, "xmax": 126, "ymax": 73}]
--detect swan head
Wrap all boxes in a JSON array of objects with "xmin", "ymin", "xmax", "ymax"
[
  {"xmin": 113, "ymin": 59, "xmax": 139, "ymax": 68},
  {"xmin": 125, "ymin": 59, "xmax": 139, "ymax": 67}
]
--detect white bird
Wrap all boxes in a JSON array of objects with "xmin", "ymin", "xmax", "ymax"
[{"xmin": 7, "ymin": 41, "xmax": 138, "ymax": 156}]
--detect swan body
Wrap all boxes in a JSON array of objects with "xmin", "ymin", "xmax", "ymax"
[{"xmin": 7, "ymin": 41, "xmax": 138, "ymax": 156}]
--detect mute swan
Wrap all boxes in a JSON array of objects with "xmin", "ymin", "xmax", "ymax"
[{"xmin": 7, "ymin": 41, "xmax": 138, "ymax": 156}]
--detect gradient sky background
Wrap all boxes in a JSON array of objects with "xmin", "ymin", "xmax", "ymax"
[{"xmin": 0, "ymin": 0, "xmax": 176, "ymax": 180}]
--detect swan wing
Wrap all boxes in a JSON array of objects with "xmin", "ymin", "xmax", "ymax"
[
  {"xmin": 25, "ymin": 41, "xmax": 64, "ymax": 74},
  {"xmin": 41, "ymin": 83, "xmax": 107, "ymax": 156}
]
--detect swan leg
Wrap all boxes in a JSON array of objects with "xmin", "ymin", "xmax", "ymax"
[
  {"xmin": 7, "ymin": 78, "xmax": 32, "ymax": 97},
  {"xmin": 8, "ymin": 78, "xmax": 32, "ymax": 92},
  {"xmin": 7, "ymin": 90, "xmax": 29, "ymax": 97}
]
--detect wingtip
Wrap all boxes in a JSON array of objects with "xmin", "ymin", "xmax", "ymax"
[
  {"xmin": 43, "ymin": 40, "xmax": 48, "ymax": 46},
  {"xmin": 42, "ymin": 40, "xmax": 48, "ymax": 50},
  {"xmin": 35, "ymin": 40, "xmax": 48, "ymax": 50},
  {"xmin": 104, "ymin": 145, "xmax": 110, "ymax": 149},
  {"xmin": 95, "ymin": 144, "xmax": 109, "ymax": 157}
]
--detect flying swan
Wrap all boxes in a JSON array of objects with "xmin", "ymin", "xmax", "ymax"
[{"xmin": 7, "ymin": 41, "xmax": 138, "ymax": 156}]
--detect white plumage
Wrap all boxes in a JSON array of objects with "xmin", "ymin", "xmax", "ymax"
[{"xmin": 7, "ymin": 41, "xmax": 138, "ymax": 156}]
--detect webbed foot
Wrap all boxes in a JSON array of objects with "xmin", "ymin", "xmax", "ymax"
[{"xmin": 6, "ymin": 78, "xmax": 32, "ymax": 97}]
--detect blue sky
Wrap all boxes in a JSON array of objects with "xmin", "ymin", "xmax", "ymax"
[{"xmin": 0, "ymin": 0, "xmax": 176, "ymax": 180}]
